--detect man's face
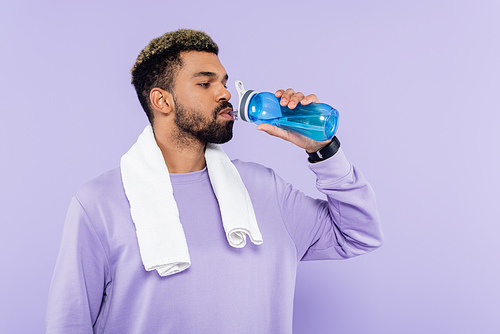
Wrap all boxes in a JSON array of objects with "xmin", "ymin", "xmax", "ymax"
[{"xmin": 171, "ymin": 51, "xmax": 234, "ymax": 144}]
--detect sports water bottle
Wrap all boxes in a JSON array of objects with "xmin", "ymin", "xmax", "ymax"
[{"xmin": 235, "ymin": 81, "xmax": 339, "ymax": 141}]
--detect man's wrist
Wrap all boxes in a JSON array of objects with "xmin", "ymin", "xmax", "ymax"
[{"xmin": 307, "ymin": 136, "xmax": 341, "ymax": 163}]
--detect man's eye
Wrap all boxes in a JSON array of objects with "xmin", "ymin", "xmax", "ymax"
[{"xmin": 199, "ymin": 83, "xmax": 210, "ymax": 87}]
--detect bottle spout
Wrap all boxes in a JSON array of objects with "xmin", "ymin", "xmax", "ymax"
[
  {"xmin": 235, "ymin": 80, "xmax": 257, "ymax": 123},
  {"xmin": 229, "ymin": 109, "xmax": 238, "ymax": 120}
]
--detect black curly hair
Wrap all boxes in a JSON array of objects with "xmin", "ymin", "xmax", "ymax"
[{"xmin": 131, "ymin": 29, "xmax": 219, "ymax": 124}]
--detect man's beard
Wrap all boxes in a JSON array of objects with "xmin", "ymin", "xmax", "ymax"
[{"xmin": 172, "ymin": 97, "xmax": 234, "ymax": 144}]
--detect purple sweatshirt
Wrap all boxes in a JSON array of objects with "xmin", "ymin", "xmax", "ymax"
[{"xmin": 46, "ymin": 148, "xmax": 383, "ymax": 333}]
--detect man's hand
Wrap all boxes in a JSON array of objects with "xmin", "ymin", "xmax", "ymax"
[{"xmin": 256, "ymin": 88, "xmax": 332, "ymax": 153}]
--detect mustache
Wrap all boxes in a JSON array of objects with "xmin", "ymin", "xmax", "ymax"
[{"xmin": 213, "ymin": 101, "xmax": 233, "ymax": 115}]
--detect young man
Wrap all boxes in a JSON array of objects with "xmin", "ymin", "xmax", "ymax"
[{"xmin": 46, "ymin": 29, "xmax": 383, "ymax": 333}]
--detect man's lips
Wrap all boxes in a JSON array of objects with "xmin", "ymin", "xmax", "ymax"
[{"xmin": 218, "ymin": 107, "xmax": 234, "ymax": 120}]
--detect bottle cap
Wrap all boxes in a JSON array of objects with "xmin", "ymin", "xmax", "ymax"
[{"xmin": 235, "ymin": 80, "xmax": 258, "ymax": 123}]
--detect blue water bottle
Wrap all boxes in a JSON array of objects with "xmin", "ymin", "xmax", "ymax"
[{"xmin": 235, "ymin": 80, "xmax": 339, "ymax": 141}]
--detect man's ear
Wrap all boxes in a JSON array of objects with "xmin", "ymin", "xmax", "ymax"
[{"xmin": 150, "ymin": 88, "xmax": 174, "ymax": 116}]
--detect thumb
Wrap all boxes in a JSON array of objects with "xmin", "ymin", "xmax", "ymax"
[{"xmin": 257, "ymin": 123, "xmax": 291, "ymax": 141}]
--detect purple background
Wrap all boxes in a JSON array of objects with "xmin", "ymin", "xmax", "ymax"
[{"xmin": 1, "ymin": 0, "xmax": 499, "ymax": 333}]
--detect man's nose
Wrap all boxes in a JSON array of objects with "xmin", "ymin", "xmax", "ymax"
[{"xmin": 216, "ymin": 84, "xmax": 231, "ymax": 102}]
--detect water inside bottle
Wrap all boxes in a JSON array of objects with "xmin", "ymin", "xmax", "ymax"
[{"xmin": 271, "ymin": 115, "xmax": 337, "ymax": 141}]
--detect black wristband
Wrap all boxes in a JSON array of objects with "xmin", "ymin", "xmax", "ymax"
[{"xmin": 307, "ymin": 136, "xmax": 341, "ymax": 163}]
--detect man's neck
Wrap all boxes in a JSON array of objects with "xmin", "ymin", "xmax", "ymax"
[{"xmin": 153, "ymin": 126, "xmax": 207, "ymax": 174}]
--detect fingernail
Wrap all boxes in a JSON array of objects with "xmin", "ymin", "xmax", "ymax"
[{"xmin": 281, "ymin": 99, "xmax": 287, "ymax": 105}]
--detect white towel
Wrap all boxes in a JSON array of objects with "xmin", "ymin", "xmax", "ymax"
[{"xmin": 120, "ymin": 125, "xmax": 262, "ymax": 277}]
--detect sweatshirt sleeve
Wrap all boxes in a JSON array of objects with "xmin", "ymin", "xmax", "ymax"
[
  {"xmin": 278, "ymin": 148, "xmax": 383, "ymax": 261},
  {"xmin": 46, "ymin": 197, "xmax": 111, "ymax": 334}
]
